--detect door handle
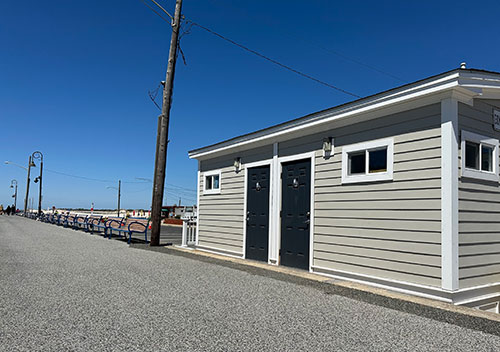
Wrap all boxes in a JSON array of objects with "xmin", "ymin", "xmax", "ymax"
[
  {"xmin": 246, "ymin": 211, "xmax": 250, "ymax": 222},
  {"xmin": 304, "ymin": 211, "xmax": 310, "ymax": 225}
]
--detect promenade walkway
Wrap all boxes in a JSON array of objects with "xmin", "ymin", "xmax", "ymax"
[{"xmin": 0, "ymin": 216, "xmax": 499, "ymax": 351}]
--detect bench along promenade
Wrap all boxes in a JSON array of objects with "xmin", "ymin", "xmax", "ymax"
[{"xmin": 23, "ymin": 211, "xmax": 182, "ymax": 245}]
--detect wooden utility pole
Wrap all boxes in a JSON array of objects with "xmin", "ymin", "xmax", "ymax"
[{"xmin": 150, "ymin": 0, "xmax": 183, "ymax": 246}]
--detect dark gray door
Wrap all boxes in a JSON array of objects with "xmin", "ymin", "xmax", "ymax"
[
  {"xmin": 246, "ymin": 165, "xmax": 270, "ymax": 262},
  {"xmin": 281, "ymin": 159, "xmax": 311, "ymax": 270}
]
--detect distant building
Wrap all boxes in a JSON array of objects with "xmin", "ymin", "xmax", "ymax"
[{"xmin": 162, "ymin": 205, "xmax": 197, "ymax": 218}]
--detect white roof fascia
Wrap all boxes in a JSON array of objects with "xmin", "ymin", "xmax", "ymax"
[{"xmin": 189, "ymin": 71, "xmax": 496, "ymax": 160}]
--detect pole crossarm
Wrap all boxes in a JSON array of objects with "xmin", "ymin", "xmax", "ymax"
[{"xmin": 149, "ymin": 0, "xmax": 174, "ymax": 21}]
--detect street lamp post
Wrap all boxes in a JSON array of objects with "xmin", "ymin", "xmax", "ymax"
[
  {"xmin": 107, "ymin": 180, "xmax": 121, "ymax": 217},
  {"xmin": 23, "ymin": 156, "xmax": 36, "ymax": 216},
  {"xmin": 10, "ymin": 179, "xmax": 18, "ymax": 211},
  {"xmin": 32, "ymin": 151, "xmax": 44, "ymax": 216}
]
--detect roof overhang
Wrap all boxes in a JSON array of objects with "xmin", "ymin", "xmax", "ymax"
[{"xmin": 189, "ymin": 69, "xmax": 500, "ymax": 160}]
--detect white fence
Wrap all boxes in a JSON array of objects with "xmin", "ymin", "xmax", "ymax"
[{"xmin": 181, "ymin": 216, "xmax": 197, "ymax": 247}]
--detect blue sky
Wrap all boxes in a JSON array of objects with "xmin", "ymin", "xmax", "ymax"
[{"xmin": 1, "ymin": 0, "xmax": 500, "ymax": 210}]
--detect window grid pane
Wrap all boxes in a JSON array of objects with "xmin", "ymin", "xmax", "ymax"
[
  {"xmin": 368, "ymin": 148, "xmax": 388, "ymax": 173},
  {"xmin": 465, "ymin": 141, "xmax": 480, "ymax": 170},
  {"xmin": 481, "ymin": 145, "xmax": 494, "ymax": 172},
  {"xmin": 348, "ymin": 151, "xmax": 366, "ymax": 175},
  {"xmin": 205, "ymin": 176, "xmax": 212, "ymax": 190},
  {"xmin": 213, "ymin": 175, "xmax": 220, "ymax": 189}
]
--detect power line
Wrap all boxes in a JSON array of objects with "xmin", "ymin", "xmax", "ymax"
[
  {"xmin": 139, "ymin": 1, "xmax": 361, "ymax": 98},
  {"xmin": 165, "ymin": 182, "xmax": 196, "ymax": 192},
  {"xmin": 44, "ymin": 169, "xmax": 114, "ymax": 183},
  {"xmin": 43, "ymin": 168, "xmax": 147, "ymax": 184},
  {"xmin": 186, "ymin": 20, "xmax": 361, "ymax": 98},
  {"xmin": 206, "ymin": 0, "xmax": 404, "ymax": 83}
]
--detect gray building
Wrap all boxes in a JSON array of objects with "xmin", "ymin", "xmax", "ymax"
[{"xmin": 189, "ymin": 68, "xmax": 500, "ymax": 312}]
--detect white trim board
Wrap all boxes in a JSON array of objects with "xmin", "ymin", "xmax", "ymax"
[
  {"xmin": 195, "ymin": 161, "xmax": 200, "ymax": 246},
  {"xmin": 202, "ymin": 169, "xmax": 222, "ymax": 195},
  {"xmin": 312, "ymin": 264, "xmax": 500, "ymax": 306},
  {"xmin": 242, "ymin": 158, "xmax": 273, "ymax": 261},
  {"xmin": 270, "ymin": 143, "xmax": 279, "ymax": 264},
  {"xmin": 460, "ymin": 130, "xmax": 500, "ymax": 182},
  {"xmin": 341, "ymin": 137, "xmax": 394, "ymax": 184},
  {"xmin": 276, "ymin": 151, "xmax": 316, "ymax": 271},
  {"xmin": 441, "ymin": 98, "xmax": 459, "ymax": 291}
]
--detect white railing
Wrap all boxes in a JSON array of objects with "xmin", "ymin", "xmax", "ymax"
[{"xmin": 181, "ymin": 216, "xmax": 197, "ymax": 247}]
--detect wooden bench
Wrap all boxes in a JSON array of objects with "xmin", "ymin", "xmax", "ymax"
[{"xmin": 108, "ymin": 217, "xmax": 150, "ymax": 244}]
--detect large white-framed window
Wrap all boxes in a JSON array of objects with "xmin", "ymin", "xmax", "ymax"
[
  {"xmin": 341, "ymin": 138, "xmax": 394, "ymax": 184},
  {"xmin": 203, "ymin": 170, "xmax": 221, "ymax": 194},
  {"xmin": 461, "ymin": 130, "xmax": 499, "ymax": 182}
]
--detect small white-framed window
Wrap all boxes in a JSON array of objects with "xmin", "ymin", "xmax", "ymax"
[
  {"xmin": 341, "ymin": 138, "xmax": 394, "ymax": 184},
  {"xmin": 203, "ymin": 170, "xmax": 221, "ymax": 194},
  {"xmin": 461, "ymin": 130, "xmax": 499, "ymax": 182}
]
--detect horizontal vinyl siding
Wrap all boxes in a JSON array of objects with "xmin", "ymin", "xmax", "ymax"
[
  {"xmin": 197, "ymin": 145, "xmax": 273, "ymax": 255},
  {"xmin": 458, "ymin": 100, "xmax": 500, "ymax": 288},
  {"xmin": 198, "ymin": 167, "xmax": 244, "ymax": 253},
  {"xmin": 311, "ymin": 103, "xmax": 442, "ymax": 287}
]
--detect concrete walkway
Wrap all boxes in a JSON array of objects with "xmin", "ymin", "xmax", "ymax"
[{"xmin": 0, "ymin": 216, "xmax": 499, "ymax": 351}]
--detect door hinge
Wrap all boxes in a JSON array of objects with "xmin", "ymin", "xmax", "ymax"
[{"xmin": 280, "ymin": 210, "xmax": 282, "ymax": 218}]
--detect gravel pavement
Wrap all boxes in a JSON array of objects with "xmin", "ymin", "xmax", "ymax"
[{"xmin": 1, "ymin": 216, "xmax": 499, "ymax": 351}]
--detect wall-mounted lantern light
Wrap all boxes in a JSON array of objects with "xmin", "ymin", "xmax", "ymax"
[
  {"xmin": 234, "ymin": 157, "xmax": 241, "ymax": 172},
  {"xmin": 323, "ymin": 137, "xmax": 334, "ymax": 158}
]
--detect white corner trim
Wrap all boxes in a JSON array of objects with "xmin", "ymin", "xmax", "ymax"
[
  {"xmin": 195, "ymin": 161, "xmax": 200, "ymax": 246},
  {"xmin": 309, "ymin": 154, "xmax": 315, "ymax": 273},
  {"xmin": 202, "ymin": 169, "xmax": 222, "ymax": 195},
  {"xmin": 242, "ymin": 166, "xmax": 248, "ymax": 259},
  {"xmin": 270, "ymin": 143, "xmax": 279, "ymax": 264},
  {"xmin": 441, "ymin": 98, "xmax": 459, "ymax": 291},
  {"xmin": 460, "ymin": 130, "xmax": 500, "ymax": 182},
  {"xmin": 341, "ymin": 137, "xmax": 394, "ymax": 184}
]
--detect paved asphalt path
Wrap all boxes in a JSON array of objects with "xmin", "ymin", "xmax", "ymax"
[{"xmin": 1, "ymin": 216, "xmax": 499, "ymax": 351}]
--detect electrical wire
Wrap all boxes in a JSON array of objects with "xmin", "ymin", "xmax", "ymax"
[
  {"xmin": 185, "ymin": 20, "xmax": 361, "ymax": 98},
  {"xmin": 206, "ymin": 0, "xmax": 404, "ymax": 83},
  {"xmin": 42, "ymin": 168, "xmax": 148, "ymax": 184},
  {"xmin": 166, "ymin": 182, "xmax": 196, "ymax": 192}
]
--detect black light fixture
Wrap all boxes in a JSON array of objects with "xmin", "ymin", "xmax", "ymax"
[
  {"xmin": 323, "ymin": 137, "xmax": 333, "ymax": 158},
  {"xmin": 233, "ymin": 157, "xmax": 241, "ymax": 172}
]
